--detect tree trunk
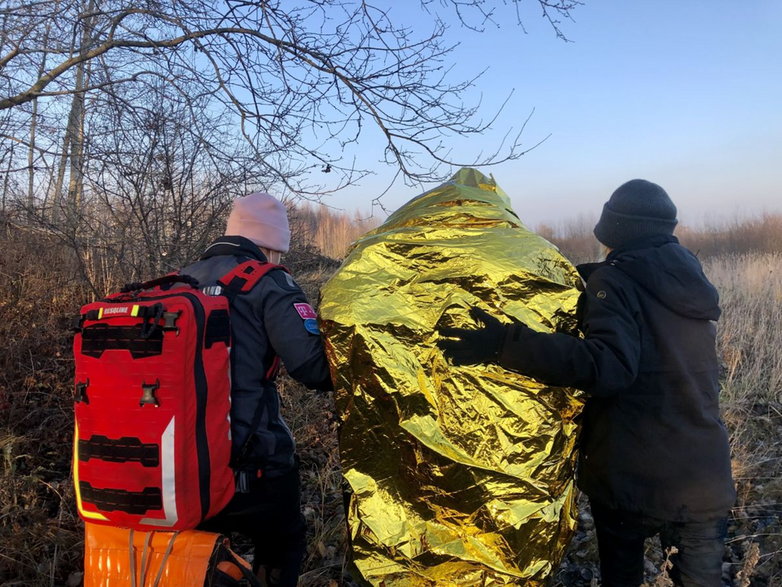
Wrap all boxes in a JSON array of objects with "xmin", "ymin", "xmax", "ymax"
[
  {"xmin": 28, "ymin": 7, "xmax": 57, "ymax": 217},
  {"xmin": 65, "ymin": 0, "xmax": 95, "ymax": 217}
]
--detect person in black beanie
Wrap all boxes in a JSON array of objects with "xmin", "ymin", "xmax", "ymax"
[{"xmin": 438, "ymin": 179, "xmax": 735, "ymax": 587}]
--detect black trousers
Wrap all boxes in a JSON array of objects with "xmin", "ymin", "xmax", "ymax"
[
  {"xmin": 199, "ymin": 465, "xmax": 307, "ymax": 587},
  {"xmin": 590, "ymin": 501, "xmax": 728, "ymax": 587}
]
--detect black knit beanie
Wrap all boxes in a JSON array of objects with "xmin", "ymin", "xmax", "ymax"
[{"xmin": 593, "ymin": 179, "xmax": 678, "ymax": 249}]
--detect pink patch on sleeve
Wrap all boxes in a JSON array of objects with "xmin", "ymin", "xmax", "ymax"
[{"xmin": 294, "ymin": 303, "xmax": 317, "ymax": 320}]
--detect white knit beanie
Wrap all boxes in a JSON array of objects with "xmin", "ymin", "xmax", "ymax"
[{"xmin": 225, "ymin": 192, "xmax": 291, "ymax": 253}]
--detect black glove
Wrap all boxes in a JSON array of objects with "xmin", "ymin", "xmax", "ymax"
[{"xmin": 438, "ymin": 307, "xmax": 507, "ymax": 366}]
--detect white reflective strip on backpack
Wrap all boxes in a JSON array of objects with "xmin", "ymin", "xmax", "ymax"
[{"xmin": 141, "ymin": 417, "xmax": 178, "ymax": 527}]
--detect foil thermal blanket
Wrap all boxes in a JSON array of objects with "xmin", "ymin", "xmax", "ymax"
[{"xmin": 319, "ymin": 168, "xmax": 584, "ymax": 585}]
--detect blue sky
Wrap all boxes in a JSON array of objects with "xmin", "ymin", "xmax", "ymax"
[{"xmin": 326, "ymin": 1, "xmax": 782, "ymax": 229}]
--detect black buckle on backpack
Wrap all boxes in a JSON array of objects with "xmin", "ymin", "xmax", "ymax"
[
  {"xmin": 70, "ymin": 316, "xmax": 84, "ymax": 332},
  {"xmin": 75, "ymin": 380, "xmax": 89, "ymax": 404},
  {"xmin": 71, "ymin": 309, "xmax": 101, "ymax": 332},
  {"xmin": 161, "ymin": 311, "xmax": 181, "ymax": 333},
  {"xmin": 234, "ymin": 468, "xmax": 263, "ymax": 494},
  {"xmin": 140, "ymin": 304, "xmax": 165, "ymax": 338},
  {"xmin": 140, "ymin": 380, "xmax": 160, "ymax": 407}
]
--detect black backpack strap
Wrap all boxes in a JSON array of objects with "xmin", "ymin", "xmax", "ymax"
[
  {"xmin": 232, "ymin": 385, "xmax": 275, "ymax": 479},
  {"xmin": 206, "ymin": 535, "xmax": 262, "ymax": 586},
  {"xmin": 216, "ymin": 260, "xmax": 287, "ymax": 476},
  {"xmin": 121, "ymin": 273, "xmax": 199, "ymax": 293}
]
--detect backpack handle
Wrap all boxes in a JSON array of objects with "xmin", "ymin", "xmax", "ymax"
[{"xmin": 121, "ymin": 273, "xmax": 199, "ymax": 293}]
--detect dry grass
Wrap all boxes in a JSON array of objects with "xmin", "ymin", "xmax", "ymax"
[
  {"xmin": 707, "ymin": 253, "xmax": 782, "ymax": 404},
  {"xmin": 0, "ymin": 225, "xmax": 84, "ymax": 585},
  {"xmin": 279, "ymin": 378, "xmax": 353, "ymax": 587},
  {"xmin": 541, "ymin": 213, "xmax": 782, "ymax": 265},
  {"xmin": 705, "ymin": 253, "xmax": 782, "ymax": 586},
  {"xmin": 1, "ymin": 220, "xmax": 781, "ymax": 585}
]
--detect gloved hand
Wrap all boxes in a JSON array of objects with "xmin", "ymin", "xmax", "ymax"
[{"xmin": 438, "ymin": 307, "xmax": 507, "ymax": 366}]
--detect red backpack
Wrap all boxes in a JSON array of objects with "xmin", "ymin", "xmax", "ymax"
[{"xmin": 72, "ymin": 260, "xmax": 280, "ymax": 531}]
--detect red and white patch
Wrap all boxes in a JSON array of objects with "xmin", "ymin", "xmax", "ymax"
[{"xmin": 294, "ymin": 303, "xmax": 317, "ymax": 320}]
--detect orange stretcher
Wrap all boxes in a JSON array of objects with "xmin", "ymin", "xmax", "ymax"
[{"xmin": 83, "ymin": 522, "xmax": 255, "ymax": 586}]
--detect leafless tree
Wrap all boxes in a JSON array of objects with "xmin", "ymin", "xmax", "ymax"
[
  {"xmin": 1, "ymin": 0, "xmax": 581, "ymax": 199},
  {"xmin": 32, "ymin": 76, "xmax": 273, "ymax": 293},
  {"xmin": 1, "ymin": 0, "xmax": 581, "ymax": 293}
]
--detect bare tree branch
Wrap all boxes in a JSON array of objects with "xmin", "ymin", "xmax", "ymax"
[{"xmin": 2, "ymin": 0, "xmax": 580, "ymax": 193}]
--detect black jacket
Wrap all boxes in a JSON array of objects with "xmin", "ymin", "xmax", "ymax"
[
  {"xmin": 499, "ymin": 235, "xmax": 735, "ymax": 520},
  {"xmin": 180, "ymin": 236, "xmax": 332, "ymax": 476}
]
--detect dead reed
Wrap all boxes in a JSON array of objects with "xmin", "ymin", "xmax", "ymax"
[
  {"xmin": 704, "ymin": 253, "xmax": 782, "ymax": 586},
  {"xmin": 1, "ymin": 220, "xmax": 781, "ymax": 585}
]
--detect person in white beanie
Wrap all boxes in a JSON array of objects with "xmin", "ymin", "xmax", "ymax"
[
  {"xmin": 224, "ymin": 191, "xmax": 290, "ymax": 264},
  {"xmin": 181, "ymin": 192, "xmax": 333, "ymax": 586}
]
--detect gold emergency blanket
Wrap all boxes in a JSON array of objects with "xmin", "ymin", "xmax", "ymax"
[{"xmin": 319, "ymin": 168, "xmax": 584, "ymax": 585}]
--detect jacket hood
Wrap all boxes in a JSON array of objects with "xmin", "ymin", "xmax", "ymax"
[
  {"xmin": 200, "ymin": 235, "xmax": 269, "ymax": 262},
  {"xmin": 607, "ymin": 237, "xmax": 720, "ymax": 321}
]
